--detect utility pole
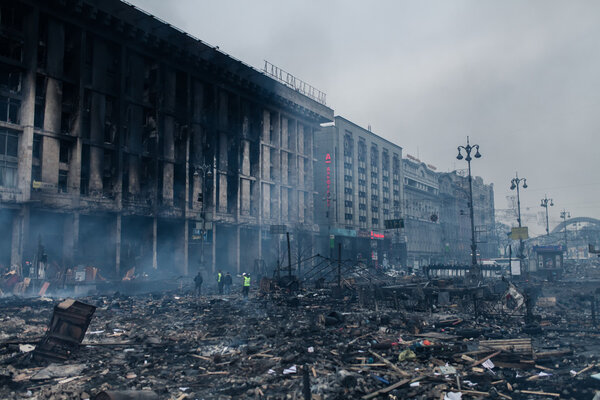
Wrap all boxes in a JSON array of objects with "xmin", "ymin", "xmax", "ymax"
[
  {"xmin": 286, "ymin": 232, "xmax": 292, "ymax": 277},
  {"xmin": 337, "ymin": 243, "xmax": 342, "ymax": 288},
  {"xmin": 561, "ymin": 209, "xmax": 570, "ymax": 259}
]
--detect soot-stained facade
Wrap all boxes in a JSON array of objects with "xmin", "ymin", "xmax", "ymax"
[{"xmin": 0, "ymin": 0, "xmax": 333, "ymax": 278}]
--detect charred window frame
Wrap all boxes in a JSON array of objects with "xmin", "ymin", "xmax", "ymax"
[
  {"xmin": 0, "ymin": 128, "xmax": 18, "ymax": 187},
  {"xmin": 0, "ymin": 2, "xmax": 26, "ymax": 31},
  {"xmin": 58, "ymin": 169, "xmax": 68, "ymax": 193},
  {"xmin": 36, "ymin": 15, "xmax": 48, "ymax": 69}
]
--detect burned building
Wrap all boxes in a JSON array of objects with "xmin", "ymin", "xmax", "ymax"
[{"xmin": 0, "ymin": 0, "xmax": 333, "ymax": 279}]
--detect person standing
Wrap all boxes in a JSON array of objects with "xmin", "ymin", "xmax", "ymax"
[
  {"xmin": 217, "ymin": 270, "xmax": 223, "ymax": 294},
  {"xmin": 242, "ymin": 273, "xmax": 251, "ymax": 298},
  {"xmin": 194, "ymin": 271, "xmax": 203, "ymax": 296},
  {"xmin": 224, "ymin": 272, "xmax": 232, "ymax": 294}
]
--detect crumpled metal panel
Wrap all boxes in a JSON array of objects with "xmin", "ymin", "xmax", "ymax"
[{"xmin": 33, "ymin": 298, "xmax": 96, "ymax": 361}]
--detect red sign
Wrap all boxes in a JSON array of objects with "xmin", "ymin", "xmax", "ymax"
[
  {"xmin": 326, "ymin": 166, "xmax": 331, "ymax": 207},
  {"xmin": 370, "ymin": 231, "xmax": 385, "ymax": 240},
  {"xmin": 325, "ymin": 153, "xmax": 332, "ymax": 164}
]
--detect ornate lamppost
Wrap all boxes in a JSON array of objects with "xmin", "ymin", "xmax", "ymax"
[
  {"xmin": 456, "ymin": 137, "xmax": 481, "ymax": 281},
  {"xmin": 510, "ymin": 173, "xmax": 527, "ymax": 274},
  {"xmin": 540, "ymin": 195, "xmax": 553, "ymax": 236}
]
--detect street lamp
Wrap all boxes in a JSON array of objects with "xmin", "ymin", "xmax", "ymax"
[
  {"xmin": 456, "ymin": 136, "xmax": 481, "ymax": 281},
  {"xmin": 560, "ymin": 209, "xmax": 570, "ymax": 258},
  {"xmin": 540, "ymin": 195, "xmax": 554, "ymax": 236},
  {"xmin": 193, "ymin": 163, "xmax": 213, "ymax": 269},
  {"xmin": 510, "ymin": 172, "xmax": 527, "ymax": 275}
]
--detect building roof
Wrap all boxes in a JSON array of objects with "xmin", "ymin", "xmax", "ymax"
[
  {"xmin": 334, "ymin": 116, "xmax": 403, "ymax": 152},
  {"xmin": 39, "ymin": 0, "xmax": 334, "ymax": 123}
]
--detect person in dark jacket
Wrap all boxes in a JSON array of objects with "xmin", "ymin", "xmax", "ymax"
[
  {"xmin": 194, "ymin": 271, "xmax": 203, "ymax": 296},
  {"xmin": 223, "ymin": 272, "xmax": 233, "ymax": 294}
]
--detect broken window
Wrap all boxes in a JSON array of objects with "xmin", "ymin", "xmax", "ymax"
[
  {"xmin": 0, "ymin": 1, "xmax": 26, "ymax": 30},
  {"xmin": 34, "ymin": 75, "xmax": 46, "ymax": 129},
  {"xmin": 58, "ymin": 169, "xmax": 67, "ymax": 193},
  {"xmin": 59, "ymin": 140, "xmax": 69, "ymax": 163},
  {"xmin": 0, "ymin": 128, "xmax": 18, "ymax": 187},
  {"xmin": 0, "ymin": 95, "xmax": 20, "ymax": 124},
  {"xmin": 0, "ymin": 63, "xmax": 21, "ymax": 93},
  {"xmin": 0, "ymin": 34, "xmax": 23, "ymax": 62},
  {"xmin": 36, "ymin": 15, "xmax": 48, "ymax": 69}
]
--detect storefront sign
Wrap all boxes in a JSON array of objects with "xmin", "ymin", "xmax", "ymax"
[
  {"xmin": 370, "ymin": 231, "xmax": 385, "ymax": 240},
  {"xmin": 331, "ymin": 228, "xmax": 356, "ymax": 237}
]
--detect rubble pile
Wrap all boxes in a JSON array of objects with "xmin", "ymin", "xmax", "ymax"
[{"xmin": 1, "ymin": 282, "xmax": 600, "ymax": 399}]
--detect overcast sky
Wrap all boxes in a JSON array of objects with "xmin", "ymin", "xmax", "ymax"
[{"xmin": 130, "ymin": 0, "xmax": 600, "ymax": 234}]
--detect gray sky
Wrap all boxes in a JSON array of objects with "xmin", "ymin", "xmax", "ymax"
[{"xmin": 130, "ymin": 0, "xmax": 600, "ymax": 234}]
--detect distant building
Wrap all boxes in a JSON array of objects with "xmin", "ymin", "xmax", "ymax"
[
  {"xmin": 314, "ymin": 116, "xmax": 405, "ymax": 266},
  {"xmin": 438, "ymin": 171, "xmax": 497, "ymax": 264},
  {"xmin": 402, "ymin": 157, "xmax": 442, "ymax": 267}
]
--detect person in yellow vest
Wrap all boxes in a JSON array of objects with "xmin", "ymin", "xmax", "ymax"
[
  {"xmin": 242, "ymin": 273, "xmax": 251, "ymax": 298},
  {"xmin": 217, "ymin": 270, "xmax": 223, "ymax": 294}
]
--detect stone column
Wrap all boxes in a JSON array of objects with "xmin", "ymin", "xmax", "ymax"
[
  {"xmin": 62, "ymin": 212, "xmax": 80, "ymax": 268},
  {"xmin": 161, "ymin": 69, "xmax": 176, "ymax": 205},
  {"xmin": 10, "ymin": 206, "xmax": 29, "ymax": 271},
  {"xmin": 235, "ymin": 226, "xmax": 240, "ymax": 274},
  {"xmin": 115, "ymin": 214, "xmax": 121, "ymax": 277},
  {"xmin": 183, "ymin": 219, "xmax": 189, "ymax": 276},
  {"xmin": 152, "ymin": 216, "xmax": 157, "ymax": 270},
  {"xmin": 211, "ymin": 223, "xmax": 216, "ymax": 273},
  {"xmin": 17, "ymin": 9, "xmax": 38, "ymax": 201},
  {"xmin": 41, "ymin": 19, "xmax": 64, "ymax": 186}
]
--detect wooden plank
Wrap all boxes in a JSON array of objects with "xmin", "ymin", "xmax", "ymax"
[
  {"xmin": 368, "ymin": 350, "xmax": 409, "ymax": 376},
  {"xmin": 470, "ymin": 351, "xmax": 501, "ymax": 367},
  {"xmin": 520, "ymin": 390, "xmax": 559, "ymax": 397},
  {"xmin": 415, "ymin": 332, "xmax": 459, "ymax": 340},
  {"xmin": 362, "ymin": 378, "xmax": 411, "ymax": 400}
]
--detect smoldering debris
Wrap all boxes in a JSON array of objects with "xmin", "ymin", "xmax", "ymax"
[{"xmin": 0, "ymin": 278, "xmax": 600, "ymax": 400}]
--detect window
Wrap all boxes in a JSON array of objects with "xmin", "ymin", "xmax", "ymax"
[
  {"xmin": 343, "ymin": 133, "xmax": 353, "ymax": 157},
  {"xmin": 371, "ymin": 194, "xmax": 379, "ymax": 202},
  {"xmin": 0, "ymin": 129, "xmax": 18, "ymax": 187},
  {"xmin": 59, "ymin": 140, "xmax": 69, "ymax": 163},
  {"xmin": 0, "ymin": 95, "xmax": 20, "ymax": 124},
  {"xmin": 372, "ymin": 218, "xmax": 379, "ymax": 225},
  {"xmin": 345, "ymin": 213, "xmax": 353, "ymax": 220},
  {"xmin": 359, "ymin": 191, "xmax": 366, "ymax": 198},
  {"xmin": 344, "ymin": 174, "xmax": 352, "ymax": 182},
  {"xmin": 0, "ymin": 64, "xmax": 21, "ymax": 93},
  {"xmin": 0, "ymin": 35, "xmax": 23, "ymax": 62},
  {"xmin": 344, "ymin": 187, "xmax": 353, "ymax": 194},
  {"xmin": 32, "ymin": 134, "xmax": 41, "ymax": 159},
  {"xmin": 359, "ymin": 203, "xmax": 366, "ymax": 210},
  {"xmin": 371, "ymin": 183, "xmax": 378, "ymax": 190},
  {"xmin": 58, "ymin": 170, "xmax": 68, "ymax": 193},
  {"xmin": 372, "ymin": 206, "xmax": 378, "ymax": 213},
  {"xmin": 344, "ymin": 200, "xmax": 352, "ymax": 207},
  {"xmin": 359, "ymin": 216, "xmax": 366, "ymax": 222}
]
